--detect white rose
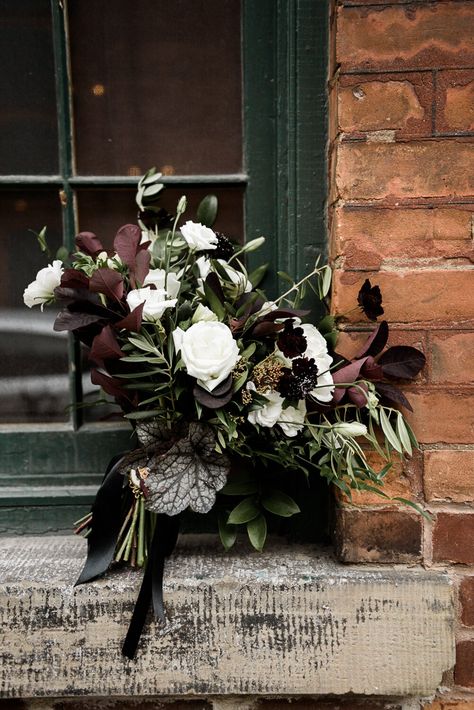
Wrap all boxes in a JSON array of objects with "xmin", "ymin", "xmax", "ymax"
[
  {"xmin": 192, "ymin": 303, "xmax": 218, "ymax": 323},
  {"xmin": 180, "ymin": 221, "xmax": 218, "ymax": 251},
  {"xmin": 278, "ymin": 400, "xmax": 307, "ymax": 437},
  {"xmin": 300, "ymin": 323, "xmax": 335, "ymax": 403},
  {"xmin": 144, "ymin": 268, "xmax": 180, "ymax": 298},
  {"xmin": 247, "ymin": 385, "xmax": 284, "ymax": 428},
  {"xmin": 23, "ymin": 260, "xmax": 64, "ymax": 309},
  {"xmin": 332, "ymin": 421, "xmax": 368, "ymax": 438},
  {"xmin": 126, "ymin": 287, "xmax": 177, "ymax": 321},
  {"xmin": 173, "ymin": 321, "xmax": 240, "ymax": 392}
]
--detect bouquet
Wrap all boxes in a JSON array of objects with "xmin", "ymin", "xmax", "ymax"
[{"xmin": 24, "ymin": 169, "xmax": 426, "ymax": 658}]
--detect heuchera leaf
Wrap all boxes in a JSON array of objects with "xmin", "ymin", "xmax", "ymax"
[
  {"xmin": 375, "ymin": 382, "xmax": 413, "ymax": 412},
  {"xmin": 115, "ymin": 302, "xmax": 144, "ymax": 332},
  {"xmin": 89, "ymin": 325, "xmax": 124, "ymax": 365},
  {"xmin": 75, "ymin": 231, "xmax": 104, "ymax": 256},
  {"xmin": 378, "ymin": 346, "xmax": 426, "ymax": 380},
  {"xmin": 89, "ymin": 268, "xmax": 124, "ymax": 302},
  {"xmin": 355, "ymin": 320, "xmax": 389, "ymax": 358}
]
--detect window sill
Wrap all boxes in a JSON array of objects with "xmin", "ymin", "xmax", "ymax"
[{"xmin": 0, "ymin": 536, "xmax": 454, "ymax": 698}]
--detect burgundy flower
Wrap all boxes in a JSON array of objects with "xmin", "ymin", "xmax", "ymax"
[
  {"xmin": 277, "ymin": 319, "xmax": 307, "ymax": 359},
  {"xmin": 278, "ymin": 356, "xmax": 319, "ymax": 400},
  {"xmin": 357, "ymin": 279, "xmax": 384, "ymax": 321}
]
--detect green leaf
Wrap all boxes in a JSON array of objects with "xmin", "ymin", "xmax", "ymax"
[
  {"xmin": 248, "ymin": 263, "xmax": 268, "ymax": 288},
  {"xmin": 320, "ymin": 266, "xmax": 332, "ymax": 297},
  {"xmin": 232, "ymin": 369, "xmax": 248, "ymax": 393},
  {"xmin": 396, "ymin": 413, "xmax": 412, "ymax": 456},
  {"xmin": 124, "ymin": 409, "xmax": 163, "ymax": 420},
  {"xmin": 221, "ymin": 481, "xmax": 259, "ymax": 496},
  {"xmin": 318, "ymin": 314, "xmax": 336, "ymax": 334},
  {"xmin": 379, "ymin": 408, "xmax": 403, "ymax": 454},
  {"xmin": 392, "ymin": 497, "xmax": 432, "ymax": 522},
  {"xmin": 227, "ymin": 497, "xmax": 260, "ymax": 524},
  {"xmin": 247, "ymin": 514, "xmax": 267, "ymax": 552},
  {"xmin": 203, "ymin": 280, "xmax": 226, "ymax": 321},
  {"xmin": 261, "ymin": 490, "xmax": 300, "ymax": 518},
  {"xmin": 240, "ymin": 342, "xmax": 256, "ymax": 360},
  {"xmin": 56, "ymin": 245, "xmax": 69, "ymax": 263},
  {"xmin": 218, "ymin": 513, "xmax": 237, "ymax": 551},
  {"xmin": 197, "ymin": 194, "xmax": 218, "ymax": 227}
]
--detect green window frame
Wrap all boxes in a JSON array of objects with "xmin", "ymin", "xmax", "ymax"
[{"xmin": 0, "ymin": 0, "xmax": 328, "ymax": 535}]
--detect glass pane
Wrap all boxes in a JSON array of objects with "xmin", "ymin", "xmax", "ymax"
[
  {"xmin": 76, "ymin": 187, "xmax": 244, "ymax": 246},
  {"xmin": 0, "ymin": 1, "xmax": 58, "ymax": 175},
  {"xmin": 0, "ymin": 191, "xmax": 68, "ymax": 423},
  {"xmin": 69, "ymin": 0, "xmax": 242, "ymax": 175}
]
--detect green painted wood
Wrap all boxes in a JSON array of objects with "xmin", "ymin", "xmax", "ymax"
[
  {"xmin": 0, "ymin": 425, "xmax": 134, "ymax": 481},
  {"xmin": 0, "ymin": 504, "xmax": 92, "ymax": 535},
  {"xmin": 245, "ymin": 0, "xmax": 329, "ymax": 297}
]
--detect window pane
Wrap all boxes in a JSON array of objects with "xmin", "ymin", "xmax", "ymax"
[
  {"xmin": 0, "ymin": 191, "xmax": 68, "ymax": 423},
  {"xmin": 76, "ymin": 187, "xmax": 244, "ymax": 246},
  {"xmin": 69, "ymin": 0, "xmax": 242, "ymax": 175},
  {"xmin": 0, "ymin": 1, "xmax": 58, "ymax": 175}
]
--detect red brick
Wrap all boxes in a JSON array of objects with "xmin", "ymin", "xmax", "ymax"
[
  {"xmin": 436, "ymin": 70, "xmax": 474, "ymax": 133},
  {"xmin": 332, "ymin": 206, "xmax": 474, "ymax": 270},
  {"xmin": 456, "ymin": 640, "xmax": 474, "ymax": 688},
  {"xmin": 336, "ymin": 141, "xmax": 474, "ymax": 202},
  {"xmin": 332, "ymin": 270, "xmax": 474, "ymax": 326},
  {"xmin": 337, "ymin": 4, "xmax": 474, "ymax": 72},
  {"xmin": 433, "ymin": 513, "xmax": 474, "ymax": 564},
  {"xmin": 460, "ymin": 576, "xmax": 474, "ymax": 627},
  {"xmin": 424, "ymin": 450, "xmax": 474, "ymax": 503},
  {"xmin": 335, "ymin": 508, "xmax": 422, "ymax": 563},
  {"xmin": 338, "ymin": 72, "xmax": 432, "ymax": 137},
  {"xmin": 431, "ymin": 332, "xmax": 474, "ymax": 384},
  {"xmin": 423, "ymin": 701, "xmax": 474, "ymax": 710},
  {"xmin": 407, "ymin": 391, "xmax": 474, "ymax": 444}
]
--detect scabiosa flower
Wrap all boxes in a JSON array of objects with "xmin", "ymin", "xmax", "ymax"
[
  {"xmin": 202, "ymin": 232, "xmax": 235, "ymax": 261},
  {"xmin": 277, "ymin": 319, "xmax": 307, "ymax": 359},
  {"xmin": 357, "ymin": 279, "xmax": 384, "ymax": 321},
  {"xmin": 278, "ymin": 357, "xmax": 319, "ymax": 400}
]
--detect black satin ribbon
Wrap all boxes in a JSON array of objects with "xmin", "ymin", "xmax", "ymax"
[
  {"xmin": 75, "ymin": 453, "xmax": 126, "ymax": 586},
  {"xmin": 122, "ymin": 513, "xmax": 180, "ymax": 660}
]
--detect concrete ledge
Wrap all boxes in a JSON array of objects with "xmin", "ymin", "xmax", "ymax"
[{"xmin": 0, "ymin": 536, "xmax": 454, "ymax": 698}]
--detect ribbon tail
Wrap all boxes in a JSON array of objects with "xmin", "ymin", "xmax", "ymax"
[
  {"xmin": 122, "ymin": 514, "xmax": 180, "ymax": 660},
  {"xmin": 75, "ymin": 453, "xmax": 126, "ymax": 586}
]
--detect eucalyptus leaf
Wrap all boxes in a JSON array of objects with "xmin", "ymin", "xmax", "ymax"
[
  {"xmin": 396, "ymin": 413, "xmax": 412, "ymax": 456},
  {"xmin": 379, "ymin": 408, "xmax": 403, "ymax": 454}
]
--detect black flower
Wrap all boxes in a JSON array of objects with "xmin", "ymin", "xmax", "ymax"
[
  {"xmin": 278, "ymin": 357, "xmax": 319, "ymax": 400},
  {"xmin": 202, "ymin": 232, "xmax": 235, "ymax": 261},
  {"xmin": 277, "ymin": 319, "xmax": 307, "ymax": 359},
  {"xmin": 138, "ymin": 207, "xmax": 174, "ymax": 232},
  {"xmin": 357, "ymin": 279, "xmax": 384, "ymax": 321}
]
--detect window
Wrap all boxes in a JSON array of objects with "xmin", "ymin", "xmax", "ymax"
[{"xmin": 0, "ymin": 0, "xmax": 328, "ymax": 534}]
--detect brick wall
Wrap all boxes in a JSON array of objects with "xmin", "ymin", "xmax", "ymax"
[{"xmin": 329, "ymin": 0, "xmax": 474, "ymax": 703}]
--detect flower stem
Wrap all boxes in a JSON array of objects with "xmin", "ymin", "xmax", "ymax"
[{"xmin": 137, "ymin": 497, "xmax": 146, "ymax": 567}]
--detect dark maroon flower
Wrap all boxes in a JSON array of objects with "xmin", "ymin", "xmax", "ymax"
[
  {"xmin": 278, "ymin": 357, "xmax": 319, "ymax": 400},
  {"xmin": 357, "ymin": 279, "xmax": 384, "ymax": 321},
  {"xmin": 138, "ymin": 207, "xmax": 174, "ymax": 231},
  {"xmin": 202, "ymin": 232, "xmax": 235, "ymax": 261},
  {"xmin": 277, "ymin": 319, "xmax": 307, "ymax": 359}
]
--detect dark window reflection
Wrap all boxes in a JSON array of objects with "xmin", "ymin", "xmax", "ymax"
[
  {"xmin": 69, "ymin": 0, "xmax": 242, "ymax": 175},
  {"xmin": 0, "ymin": 1, "xmax": 58, "ymax": 175},
  {"xmin": 0, "ymin": 191, "xmax": 68, "ymax": 422}
]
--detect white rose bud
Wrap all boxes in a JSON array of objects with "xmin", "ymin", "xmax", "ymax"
[
  {"xmin": 332, "ymin": 421, "xmax": 368, "ymax": 438},
  {"xmin": 173, "ymin": 321, "xmax": 240, "ymax": 392},
  {"xmin": 192, "ymin": 303, "xmax": 218, "ymax": 323},
  {"xmin": 144, "ymin": 268, "xmax": 180, "ymax": 298},
  {"xmin": 241, "ymin": 236, "xmax": 265, "ymax": 253},
  {"xmin": 23, "ymin": 260, "xmax": 64, "ymax": 310},
  {"xmin": 126, "ymin": 287, "xmax": 177, "ymax": 321},
  {"xmin": 180, "ymin": 221, "xmax": 218, "ymax": 251}
]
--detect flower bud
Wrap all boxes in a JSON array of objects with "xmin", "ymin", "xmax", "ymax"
[{"xmin": 332, "ymin": 421, "xmax": 368, "ymax": 438}]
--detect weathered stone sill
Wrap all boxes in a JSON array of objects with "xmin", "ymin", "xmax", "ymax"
[{"xmin": 0, "ymin": 536, "xmax": 454, "ymax": 699}]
